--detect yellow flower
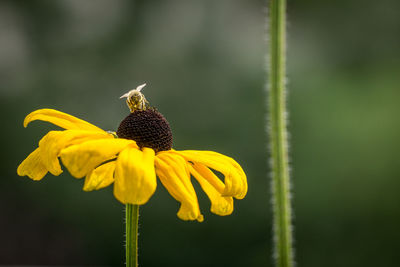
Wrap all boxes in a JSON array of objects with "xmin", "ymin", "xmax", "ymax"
[{"xmin": 17, "ymin": 88, "xmax": 247, "ymax": 222}]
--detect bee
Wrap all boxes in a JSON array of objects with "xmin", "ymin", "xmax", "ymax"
[{"xmin": 120, "ymin": 83, "xmax": 149, "ymax": 112}]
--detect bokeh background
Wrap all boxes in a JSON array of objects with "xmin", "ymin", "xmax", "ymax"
[{"xmin": 1, "ymin": 0, "xmax": 399, "ymax": 266}]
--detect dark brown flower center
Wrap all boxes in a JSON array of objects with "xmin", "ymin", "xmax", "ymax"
[{"xmin": 116, "ymin": 109, "xmax": 173, "ymax": 152}]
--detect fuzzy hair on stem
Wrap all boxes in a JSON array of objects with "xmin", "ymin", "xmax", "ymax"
[{"xmin": 267, "ymin": 0, "xmax": 295, "ymax": 266}]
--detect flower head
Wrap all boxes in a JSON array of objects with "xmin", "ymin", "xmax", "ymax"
[{"xmin": 17, "ymin": 85, "xmax": 247, "ymax": 222}]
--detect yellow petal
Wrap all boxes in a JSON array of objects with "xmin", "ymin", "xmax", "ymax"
[
  {"xmin": 189, "ymin": 163, "xmax": 233, "ymax": 216},
  {"xmin": 84, "ymin": 161, "xmax": 116, "ymax": 191},
  {"xmin": 17, "ymin": 148, "xmax": 48, "ymax": 181},
  {"xmin": 39, "ymin": 130, "xmax": 112, "ymax": 176},
  {"xmin": 175, "ymin": 150, "xmax": 247, "ymax": 199},
  {"xmin": 60, "ymin": 138, "xmax": 135, "ymax": 178},
  {"xmin": 24, "ymin": 109, "xmax": 105, "ymax": 132},
  {"xmin": 113, "ymin": 147, "xmax": 157, "ymax": 205},
  {"xmin": 155, "ymin": 152, "xmax": 204, "ymax": 222}
]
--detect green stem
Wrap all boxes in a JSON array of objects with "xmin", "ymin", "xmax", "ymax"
[
  {"xmin": 126, "ymin": 204, "xmax": 139, "ymax": 267},
  {"xmin": 268, "ymin": 0, "xmax": 294, "ymax": 266}
]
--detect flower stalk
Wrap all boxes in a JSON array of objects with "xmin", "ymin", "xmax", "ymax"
[
  {"xmin": 126, "ymin": 204, "xmax": 139, "ymax": 267},
  {"xmin": 268, "ymin": 0, "xmax": 294, "ymax": 266}
]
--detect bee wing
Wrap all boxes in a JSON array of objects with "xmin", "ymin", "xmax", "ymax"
[
  {"xmin": 120, "ymin": 83, "xmax": 146, "ymax": 99},
  {"xmin": 120, "ymin": 92, "xmax": 130, "ymax": 99},
  {"xmin": 136, "ymin": 83, "xmax": 147, "ymax": 92}
]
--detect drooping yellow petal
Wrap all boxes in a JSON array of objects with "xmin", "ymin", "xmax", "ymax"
[
  {"xmin": 60, "ymin": 138, "xmax": 136, "ymax": 178},
  {"xmin": 113, "ymin": 147, "xmax": 157, "ymax": 205},
  {"xmin": 175, "ymin": 150, "xmax": 247, "ymax": 199},
  {"xmin": 39, "ymin": 130, "xmax": 112, "ymax": 176},
  {"xmin": 84, "ymin": 161, "xmax": 116, "ymax": 191},
  {"xmin": 17, "ymin": 148, "xmax": 48, "ymax": 181},
  {"xmin": 155, "ymin": 152, "xmax": 204, "ymax": 222},
  {"xmin": 24, "ymin": 109, "xmax": 105, "ymax": 132},
  {"xmin": 189, "ymin": 163, "xmax": 233, "ymax": 216}
]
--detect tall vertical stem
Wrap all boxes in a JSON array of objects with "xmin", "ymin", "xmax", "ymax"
[
  {"xmin": 268, "ymin": 0, "xmax": 294, "ymax": 266},
  {"xmin": 126, "ymin": 204, "xmax": 139, "ymax": 267}
]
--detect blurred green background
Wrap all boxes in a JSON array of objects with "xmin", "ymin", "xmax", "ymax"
[{"xmin": 1, "ymin": 0, "xmax": 399, "ymax": 266}]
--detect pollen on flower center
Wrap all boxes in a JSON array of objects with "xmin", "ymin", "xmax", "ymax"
[{"xmin": 116, "ymin": 109, "xmax": 173, "ymax": 152}]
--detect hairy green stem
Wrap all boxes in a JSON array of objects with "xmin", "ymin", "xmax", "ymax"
[
  {"xmin": 268, "ymin": 0, "xmax": 294, "ymax": 266},
  {"xmin": 126, "ymin": 204, "xmax": 139, "ymax": 267}
]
